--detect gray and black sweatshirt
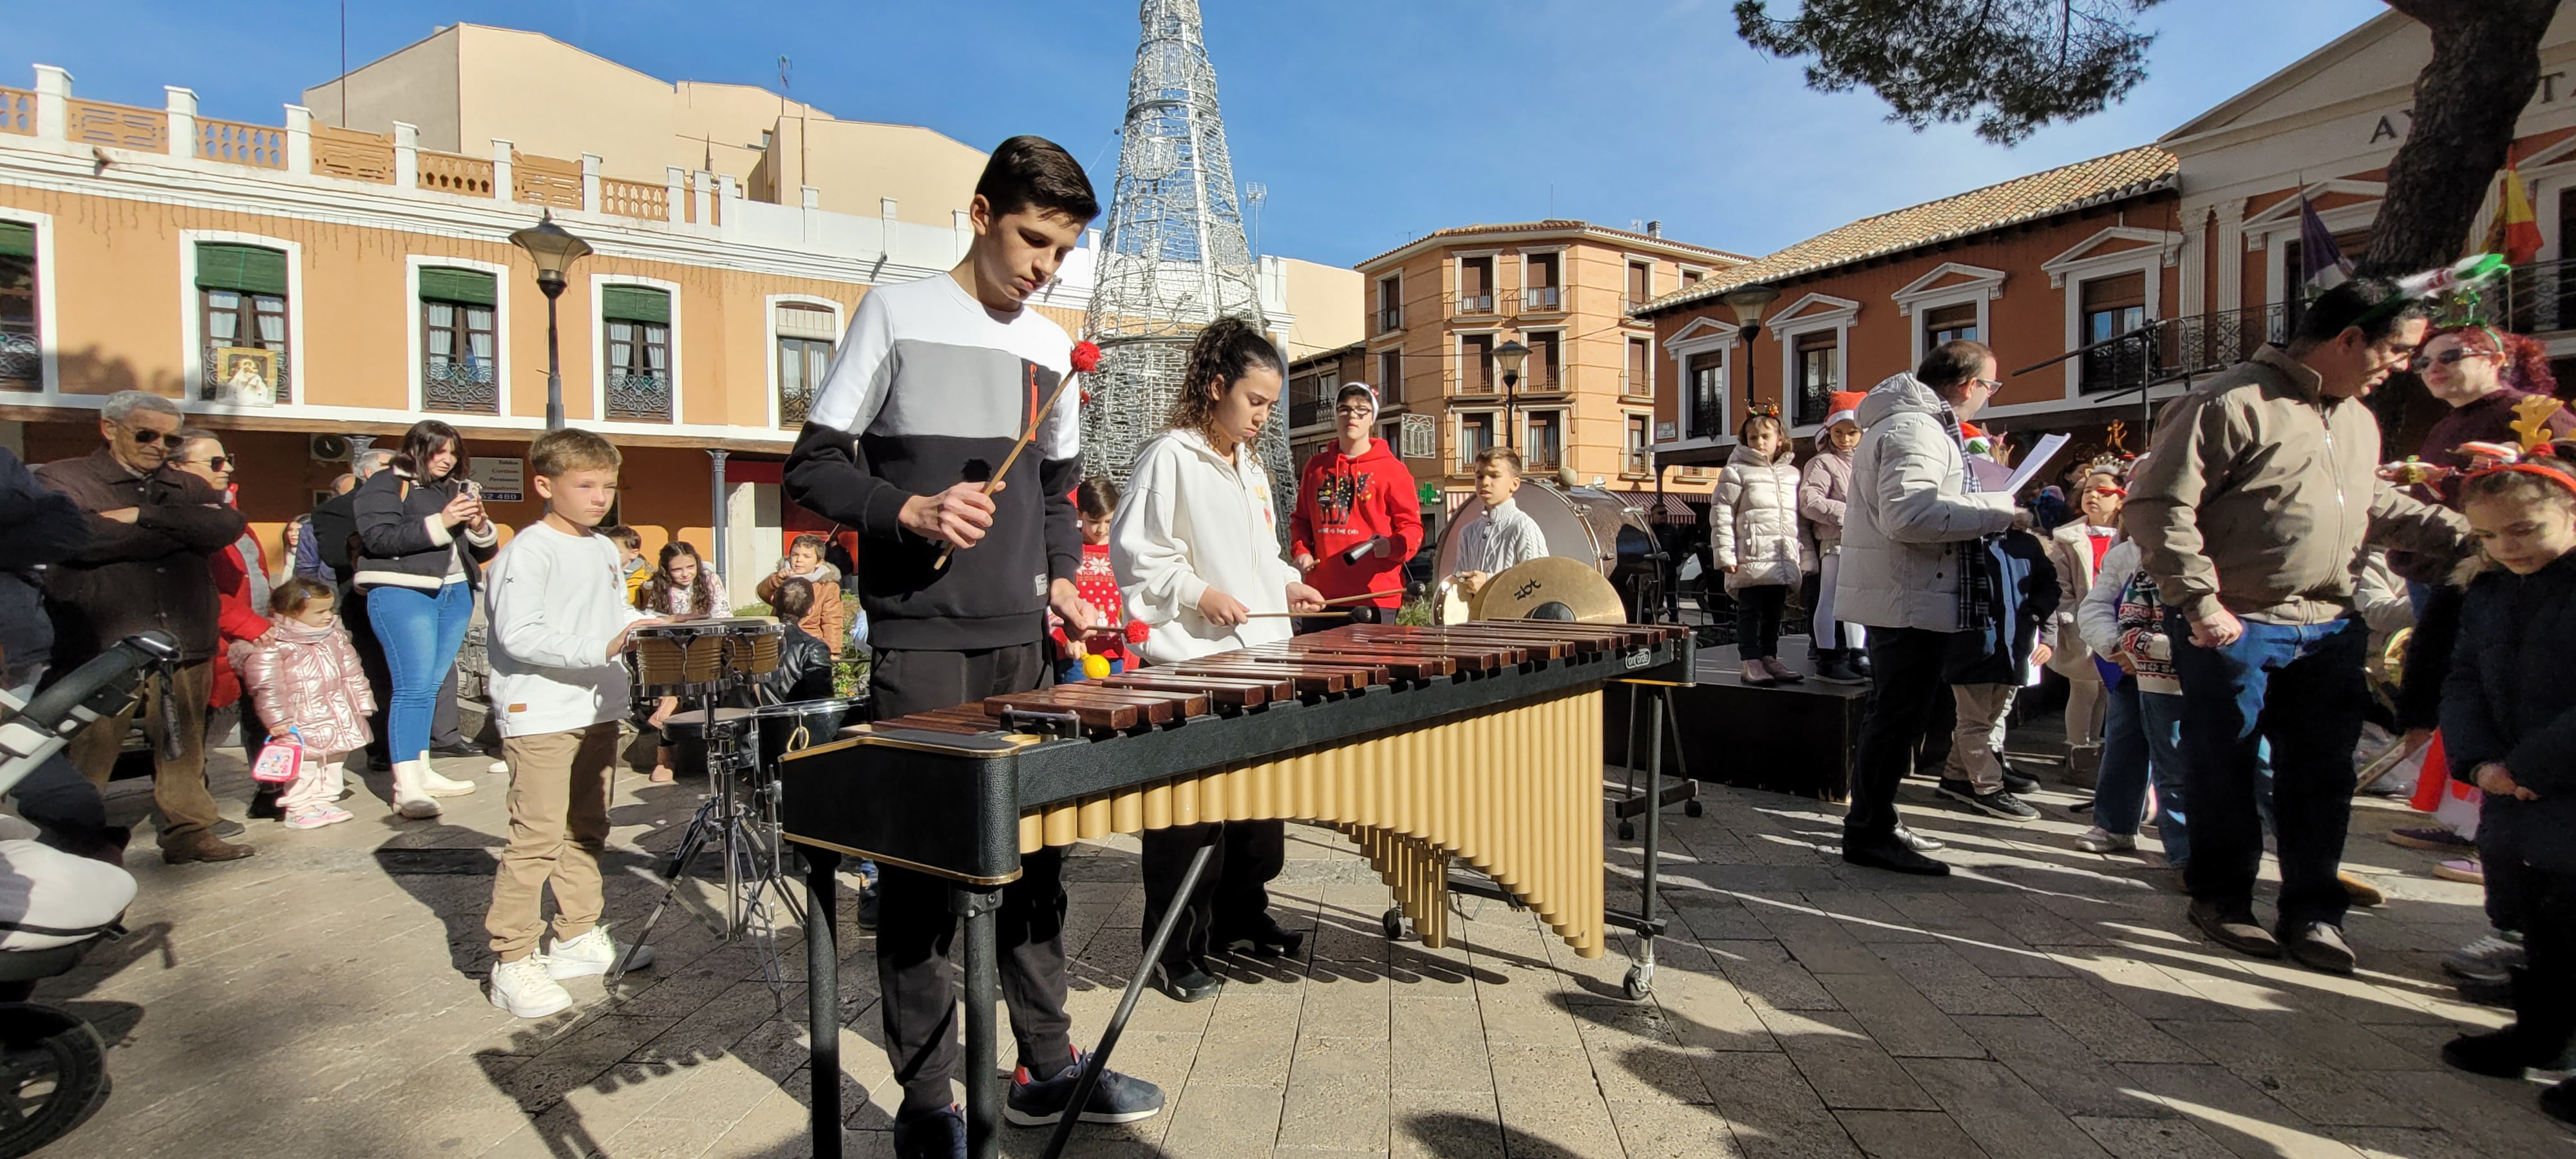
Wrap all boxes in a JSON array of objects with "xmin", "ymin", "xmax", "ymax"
[{"xmin": 783, "ymin": 273, "xmax": 1082, "ymax": 653}]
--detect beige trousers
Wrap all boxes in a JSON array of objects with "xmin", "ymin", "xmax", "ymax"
[
  {"xmin": 1944, "ymin": 683, "xmax": 2019, "ymax": 793},
  {"xmin": 484, "ymin": 722, "xmax": 618, "ymax": 962},
  {"xmin": 66, "ymin": 658, "xmax": 220, "ymax": 847}
]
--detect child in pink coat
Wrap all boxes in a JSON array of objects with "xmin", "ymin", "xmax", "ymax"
[{"xmin": 232, "ymin": 578, "xmax": 375, "ymax": 829}]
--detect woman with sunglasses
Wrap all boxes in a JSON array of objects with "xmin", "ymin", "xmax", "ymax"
[
  {"xmin": 170, "ymin": 430, "xmax": 286, "ymax": 825},
  {"xmin": 352, "ymin": 419, "xmax": 497, "ymax": 819}
]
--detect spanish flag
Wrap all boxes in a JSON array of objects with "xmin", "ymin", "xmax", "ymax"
[{"xmin": 2484, "ymin": 164, "xmax": 2543, "ymax": 267}]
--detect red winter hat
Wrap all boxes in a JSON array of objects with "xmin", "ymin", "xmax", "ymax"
[{"xmin": 1823, "ymin": 391, "xmax": 1867, "ymax": 430}]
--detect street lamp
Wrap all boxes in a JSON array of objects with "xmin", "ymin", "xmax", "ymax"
[
  {"xmin": 509, "ymin": 211, "xmax": 592, "ymax": 430},
  {"xmin": 1493, "ymin": 338, "xmax": 1530, "ymax": 455},
  {"xmin": 1720, "ymin": 285, "xmax": 1780, "ymax": 428}
]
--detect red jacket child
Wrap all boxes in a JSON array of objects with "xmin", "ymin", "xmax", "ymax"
[
  {"xmin": 1049, "ymin": 543, "xmax": 1143, "ymax": 666},
  {"xmin": 1290, "ymin": 435, "xmax": 1423, "ymax": 610}
]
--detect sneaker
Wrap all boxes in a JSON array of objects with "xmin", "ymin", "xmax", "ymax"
[
  {"xmin": 486, "ymin": 759, "xmax": 511, "ymax": 776},
  {"xmin": 2434, "ymin": 858, "xmax": 2485, "ymax": 885},
  {"xmin": 2186, "ymin": 901, "xmax": 2281, "ymax": 959},
  {"xmin": 2338, "ymin": 871, "xmax": 2385, "ymax": 908},
  {"xmin": 2442, "ymin": 930, "xmax": 2525, "ymax": 983},
  {"xmin": 2386, "ymin": 826, "xmax": 2475, "ymax": 852},
  {"xmin": 545, "ymin": 923, "xmax": 653, "ymax": 979},
  {"xmin": 1998, "ymin": 763, "xmax": 2040, "ymax": 795},
  {"xmin": 312, "ymin": 804, "xmax": 355, "ymax": 825},
  {"xmin": 1940, "ymin": 780, "xmax": 2040, "ymax": 822},
  {"xmin": 281, "ymin": 806, "xmax": 338, "ymax": 831},
  {"xmin": 892, "ymin": 1106, "xmax": 966, "ymax": 1159},
  {"xmin": 489, "ymin": 954, "xmax": 574, "ymax": 1019},
  {"xmin": 2074, "ymin": 827, "xmax": 2136, "ymax": 853},
  {"xmin": 1842, "ymin": 840, "xmax": 1951, "ymax": 876},
  {"xmin": 1003, "ymin": 1050, "xmax": 1167, "ymax": 1127},
  {"xmin": 1151, "ymin": 963, "xmax": 1223, "ymax": 1003}
]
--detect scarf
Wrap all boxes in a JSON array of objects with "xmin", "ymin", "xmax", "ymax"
[{"xmin": 1946, "ymin": 402, "xmax": 1998, "ymax": 636}]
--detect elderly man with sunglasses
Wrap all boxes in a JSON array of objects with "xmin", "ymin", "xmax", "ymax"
[{"xmin": 35, "ymin": 390, "xmax": 254, "ymax": 865}]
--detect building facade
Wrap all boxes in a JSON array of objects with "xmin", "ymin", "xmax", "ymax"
[{"xmin": 1343, "ymin": 221, "xmax": 1747, "ymax": 507}]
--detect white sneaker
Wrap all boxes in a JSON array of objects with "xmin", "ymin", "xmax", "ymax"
[
  {"xmin": 2074, "ymin": 826, "xmax": 2136, "ymax": 853},
  {"xmin": 489, "ymin": 954, "xmax": 573, "ymax": 1018},
  {"xmin": 420, "ymin": 765, "xmax": 479, "ymax": 798},
  {"xmin": 488, "ymin": 759, "xmax": 511, "ymax": 776},
  {"xmin": 546, "ymin": 923, "xmax": 653, "ymax": 979}
]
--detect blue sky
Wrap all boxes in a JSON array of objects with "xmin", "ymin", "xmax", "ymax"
[{"xmin": 12, "ymin": 0, "xmax": 2392, "ymax": 267}]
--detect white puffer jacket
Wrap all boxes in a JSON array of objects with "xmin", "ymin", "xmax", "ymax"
[
  {"xmin": 1833, "ymin": 373, "xmax": 2020, "ymax": 630},
  {"xmin": 1710, "ymin": 442, "xmax": 1812, "ymax": 592}
]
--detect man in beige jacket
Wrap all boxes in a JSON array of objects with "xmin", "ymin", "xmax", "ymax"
[{"xmin": 2126, "ymin": 276, "xmax": 2465, "ymax": 975}]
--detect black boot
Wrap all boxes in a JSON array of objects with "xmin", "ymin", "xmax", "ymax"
[
  {"xmin": 2541, "ymin": 1077, "xmax": 2576, "ymax": 1124},
  {"xmin": 2443, "ymin": 968, "xmax": 2575, "ymax": 1077},
  {"xmin": 1815, "ymin": 648, "xmax": 1866, "ymax": 685}
]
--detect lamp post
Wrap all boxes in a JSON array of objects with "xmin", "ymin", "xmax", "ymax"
[
  {"xmin": 509, "ymin": 211, "xmax": 592, "ymax": 431},
  {"xmin": 1492, "ymin": 338, "xmax": 1529, "ymax": 458},
  {"xmin": 1719, "ymin": 285, "xmax": 1779, "ymax": 429}
]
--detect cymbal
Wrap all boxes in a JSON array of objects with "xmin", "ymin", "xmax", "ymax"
[{"xmin": 1470, "ymin": 556, "xmax": 1625, "ymax": 624}]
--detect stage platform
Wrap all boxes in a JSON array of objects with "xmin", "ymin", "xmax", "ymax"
[{"xmin": 1605, "ymin": 635, "xmax": 1864, "ymax": 802}]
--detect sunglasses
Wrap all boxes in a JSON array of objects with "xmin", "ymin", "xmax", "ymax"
[
  {"xmin": 2412, "ymin": 348, "xmax": 2486, "ymax": 371},
  {"xmin": 190, "ymin": 455, "xmax": 232, "ymax": 472},
  {"xmin": 118, "ymin": 424, "xmax": 171, "ymax": 446}
]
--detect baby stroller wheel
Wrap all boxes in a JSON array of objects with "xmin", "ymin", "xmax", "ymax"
[{"xmin": 0, "ymin": 1003, "xmax": 109, "ymax": 1158}]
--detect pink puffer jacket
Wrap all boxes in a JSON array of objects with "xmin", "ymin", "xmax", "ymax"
[{"xmin": 231, "ymin": 619, "xmax": 375, "ymax": 755}]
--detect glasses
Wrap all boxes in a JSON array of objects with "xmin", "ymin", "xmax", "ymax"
[
  {"xmin": 1336, "ymin": 405, "xmax": 1374, "ymax": 417},
  {"xmin": 1969, "ymin": 378, "xmax": 2002, "ymax": 394},
  {"xmin": 189, "ymin": 455, "xmax": 232, "ymax": 472},
  {"xmin": 117, "ymin": 424, "xmax": 170, "ymax": 446},
  {"xmin": 2412, "ymin": 348, "xmax": 2485, "ymax": 371}
]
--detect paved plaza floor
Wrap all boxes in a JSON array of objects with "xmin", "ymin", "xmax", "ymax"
[{"xmin": 37, "ymin": 737, "xmax": 2574, "ymax": 1159}]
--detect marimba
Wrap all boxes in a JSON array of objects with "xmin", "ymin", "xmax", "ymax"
[{"xmin": 781, "ymin": 619, "xmax": 1694, "ymax": 1159}]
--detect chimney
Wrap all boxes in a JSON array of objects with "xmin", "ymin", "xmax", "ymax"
[{"xmin": 1645, "ymin": 220, "xmax": 1662, "ymax": 238}]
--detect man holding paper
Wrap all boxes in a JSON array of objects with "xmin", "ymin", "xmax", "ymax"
[{"xmin": 1290, "ymin": 382, "xmax": 1423, "ymax": 634}]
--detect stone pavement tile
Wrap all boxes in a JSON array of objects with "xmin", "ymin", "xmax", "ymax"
[
  {"xmin": 2350, "ymin": 1068, "xmax": 2576, "ymax": 1156},
  {"xmin": 1798, "ymin": 891, "xmax": 1940, "ymax": 945},
  {"xmin": 1474, "ymin": 983, "xmax": 1585, "ymax": 1048},
  {"xmin": 1609, "ymin": 1098, "xmax": 1745, "ymax": 1158},
  {"xmin": 1831, "ymin": 1109, "xmax": 1985, "ymax": 1159},
  {"xmin": 1705, "ymin": 939, "xmax": 1841, "ymax": 1013},
  {"xmin": 1812, "ymin": 971, "xmax": 1983, "ymax": 1059},
  {"xmin": 1189, "ymin": 992, "xmax": 1304, "ymax": 1086},
  {"xmin": 1672, "ymin": 895, "xmax": 1774, "ymax": 942},
  {"xmin": 1757, "ymin": 907, "xmax": 1899, "ymax": 977},
  {"xmin": 1277, "ymin": 1037, "xmax": 1392, "ymax": 1151},
  {"xmin": 1569, "ymin": 1001, "xmax": 1711, "ymax": 1105},
  {"xmin": 594, "ymin": 1109, "xmax": 752, "ymax": 1159},
  {"xmin": 1692, "ymin": 1035, "xmax": 1864, "ymax": 1159},
  {"xmin": 2314, "ymin": 1126, "xmax": 2497, "ymax": 1159},
  {"xmin": 2062, "ymin": 956, "xmax": 2247, "ymax": 1022},
  {"xmin": 1901, "ymin": 1057, "xmax": 2113, "ymax": 1158},
  {"xmin": 1645, "ymin": 944, "xmax": 1778, "ymax": 1052},
  {"xmin": 489, "ymin": 1013, "xmax": 681, "ymax": 1113},
  {"xmin": 2070, "ymin": 1116, "xmax": 2243, "ymax": 1159},
  {"xmin": 1751, "ymin": 1006, "xmax": 1938, "ymax": 1113},
  {"xmin": 2113, "ymin": 1063, "xmax": 2347, "ymax": 1159},
  {"xmin": 1977, "ymin": 901, "xmax": 2112, "ymax": 948},
  {"xmin": 1389, "ymin": 1089, "xmax": 1505, "ymax": 1159},
  {"xmin": 1301, "ymin": 975, "xmax": 1391, "ymax": 1040},
  {"xmin": 1920, "ymin": 919, "xmax": 2075, "ymax": 979},
  {"xmin": 1953, "ymin": 1015, "xmax": 2170, "ymax": 1121},
  {"xmin": 1868, "ymin": 943, "xmax": 2036, "ymax": 1017},
  {"xmin": 2151, "ymin": 1021, "xmax": 2427, "ymax": 1129},
  {"xmin": 1547, "ymin": 931, "xmax": 1646, "ymax": 1005},
  {"xmin": 1390, "ymin": 997, "xmax": 1496, "ymax": 1091},
  {"xmin": 1161, "ymin": 1080, "xmax": 1287, "ymax": 1155},
  {"xmin": 1997, "ymin": 976, "xmax": 2206, "ymax": 1065}
]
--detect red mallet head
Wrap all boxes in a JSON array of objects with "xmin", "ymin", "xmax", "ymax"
[
  {"xmin": 1071, "ymin": 340, "xmax": 1103, "ymax": 375},
  {"xmin": 1125, "ymin": 619, "xmax": 1150, "ymax": 645}
]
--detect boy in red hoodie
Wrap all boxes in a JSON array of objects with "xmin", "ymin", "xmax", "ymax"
[{"xmin": 1290, "ymin": 383, "xmax": 1423, "ymax": 632}]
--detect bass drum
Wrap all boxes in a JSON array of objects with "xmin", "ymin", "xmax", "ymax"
[{"xmin": 1434, "ymin": 483, "xmax": 1665, "ymax": 616}]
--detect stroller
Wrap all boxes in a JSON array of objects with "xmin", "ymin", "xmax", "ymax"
[{"xmin": 0, "ymin": 631, "xmax": 180, "ymax": 1156}]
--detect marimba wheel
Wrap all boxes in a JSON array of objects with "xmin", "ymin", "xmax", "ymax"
[
  {"xmin": 1616, "ymin": 820, "xmax": 1634, "ymax": 842},
  {"xmin": 1623, "ymin": 964, "xmax": 1653, "ymax": 1001},
  {"xmin": 1381, "ymin": 908, "xmax": 1408, "ymax": 943},
  {"xmin": 1685, "ymin": 800, "xmax": 1704, "ymax": 818}
]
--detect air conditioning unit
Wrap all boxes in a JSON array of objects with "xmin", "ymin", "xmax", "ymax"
[{"xmin": 309, "ymin": 433, "xmax": 352, "ymax": 463}]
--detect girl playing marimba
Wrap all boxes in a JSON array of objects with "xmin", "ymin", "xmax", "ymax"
[{"xmin": 1113, "ymin": 316, "xmax": 1325, "ymax": 1002}]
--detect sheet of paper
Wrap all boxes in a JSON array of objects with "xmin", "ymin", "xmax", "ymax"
[{"xmin": 1999, "ymin": 433, "xmax": 2072, "ymax": 497}]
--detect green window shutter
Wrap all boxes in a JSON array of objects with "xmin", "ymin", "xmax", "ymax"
[
  {"xmin": 0, "ymin": 222, "xmax": 31, "ymax": 260},
  {"xmin": 601, "ymin": 285, "xmax": 671, "ymax": 325},
  {"xmin": 195, "ymin": 243, "xmax": 289, "ymax": 296},
  {"xmin": 417, "ymin": 267, "xmax": 497, "ymax": 306}
]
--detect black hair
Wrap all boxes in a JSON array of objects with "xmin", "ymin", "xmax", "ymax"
[
  {"xmin": 1917, "ymin": 340, "xmax": 1994, "ymax": 392},
  {"xmin": 1167, "ymin": 316, "xmax": 1284, "ymax": 436},
  {"xmin": 768, "ymin": 576, "xmax": 815, "ymax": 620},
  {"xmin": 975, "ymin": 136, "xmax": 1100, "ymax": 223},
  {"xmin": 1076, "ymin": 476, "xmax": 1121, "ymax": 519},
  {"xmin": 393, "ymin": 419, "xmax": 468, "ymax": 482},
  {"xmin": 2291, "ymin": 276, "xmax": 2430, "ymax": 348}
]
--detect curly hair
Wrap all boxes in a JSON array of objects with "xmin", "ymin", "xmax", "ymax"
[
  {"xmin": 1165, "ymin": 316, "xmax": 1283, "ymax": 438},
  {"xmin": 639, "ymin": 541, "xmax": 720, "ymax": 617},
  {"xmin": 2430, "ymin": 324, "xmax": 2559, "ymax": 399}
]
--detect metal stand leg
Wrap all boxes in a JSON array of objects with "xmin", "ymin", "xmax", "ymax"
[
  {"xmin": 1625, "ymin": 691, "xmax": 1664, "ymax": 1001},
  {"xmin": 804, "ymin": 847, "xmax": 842, "ymax": 1159},
  {"xmin": 956, "ymin": 885, "xmax": 1004, "ymax": 1159},
  {"xmin": 1039, "ymin": 842, "xmax": 1215, "ymax": 1159},
  {"xmin": 609, "ymin": 795, "xmax": 724, "ymax": 986}
]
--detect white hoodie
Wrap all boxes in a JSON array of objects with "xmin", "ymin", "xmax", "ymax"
[
  {"xmin": 486, "ymin": 520, "xmax": 658, "ymax": 738},
  {"xmin": 1112, "ymin": 428, "xmax": 1303, "ymax": 664}
]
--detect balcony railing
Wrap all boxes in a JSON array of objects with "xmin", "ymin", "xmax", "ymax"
[
  {"xmin": 1291, "ymin": 398, "xmax": 1330, "ymax": 429},
  {"xmin": 422, "ymin": 358, "xmax": 498, "ymax": 415},
  {"xmin": 1378, "ymin": 306, "xmax": 1403, "ymax": 333},
  {"xmin": 2077, "ymin": 303, "xmax": 2291, "ymax": 396},
  {"xmin": 1522, "ymin": 285, "xmax": 1562, "ymax": 312},
  {"xmin": 66, "ymin": 99, "xmax": 166, "ymax": 153},
  {"xmin": 779, "ymin": 381, "xmax": 814, "ymax": 428},
  {"xmin": 197, "ymin": 117, "xmax": 285, "ymax": 169},
  {"xmin": 2496, "ymin": 256, "xmax": 2576, "ymax": 335},
  {"xmin": 1625, "ymin": 449, "xmax": 1652, "ymax": 476},
  {"xmin": 0, "ymin": 88, "xmax": 30, "ymax": 136},
  {"xmin": 512, "ymin": 151, "xmax": 582, "ymax": 210},
  {"xmin": 310, "ymin": 125, "xmax": 393, "ymax": 184},
  {"xmin": 1688, "ymin": 386, "xmax": 1725, "ymax": 440},
  {"xmin": 0, "ymin": 331, "xmax": 37, "ymax": 388},
  {"xmin": 417, "ymin": 150, "xmax": 495, "ymax": 196},
  {"xmin": 606, "ymin": 371, "xmax": 673, "ymax": 422},
  {"xmin": 602, "ymin": 177, "xmax": 669, "ymax": 221},
  {"xmin": 1450, "ymin": 292, "xmax": 1496, "ymax": 316},
  {"xmin": 1523, "ymin": 446, "xmax": 1562, "ymax": 473}
]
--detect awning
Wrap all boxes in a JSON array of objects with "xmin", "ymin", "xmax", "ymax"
[{"xmin": 1642, "ymin": 494, "xmax": 1700, "ymax": 524}]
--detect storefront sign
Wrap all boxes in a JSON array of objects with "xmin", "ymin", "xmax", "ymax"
[{"xmin": 471, "ymin": 457, "xmax": 526, "ymax": 504}]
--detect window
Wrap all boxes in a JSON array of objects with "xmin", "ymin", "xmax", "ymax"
[
  {"xmin": 776, "ymin": 302, "xmax": 837, "ymax": 427},
  {"xmin": 1457, "ymin": 258, "xmax": 1494, "ymax": 314},
  {"xmin": 1379, "ymin": 350, "xmax": 1404, "ymax": 405},
  {"xmin": 1687, "ymin": 352, "xmax": 1725, "ymax": 440},
  {"xmin": 419, "ymin": 267, "xmax": 497, "ymax": 414},
  {"xmin": 1457, "ymin": 413, "xmax": 1495, "ymax": 471},
  {"xmin": 1625, "ymin": 337, "xmax": 1652, "ymax": 399},
  {"xmin": 1794, "ymin": 331, "xmax": 1839, "ymax": 426},
  {"xmin": 1523, "ymin": 253, "xmax": 1560, "ymax": 312},
  {"xmin": 1625, "ymin": 415, "xmax": 1651, "ymax": 476},
  {"xmin": 196, "ymin": 243, "xmax": 290, "ymax": 404},
  {"xmin": 1626, "ymin": 262, "xmax": 1651, "ymax": 310},
  {"xmin": 603, "ymin": 285, "xmax": 673, "ymax": 421},
  {"xmin": 0, "ymin": 222, "xmax": 33, "ymax": 391},
  {"xmin": 1526, "ymin": 331, "xmax": 1561, "ymax": 390},
  {"xmin": 1378, "ymin": 274, "xmax": 1403, "ymax": 332},
  {"xmin": 1524, "ymin": 410, "xmax": 1562, "ymax": 473},
  {"xmin": 1923, "ymin": 301, "xmax": 1979, "ymax": 348},
  {"xmin": 1460, "ymin": 334, "xmax": 1495, "ymax": 394},
  {"xmin": 1681, "ymin": 269, "xmax": 1703, "ymax": 289},
  {"xmin": 2078, "ymin": 272, "xmax": 2148, "ymax": 394}
]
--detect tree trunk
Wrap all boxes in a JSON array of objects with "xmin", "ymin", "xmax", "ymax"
[{"xmin": 2359, "ymin": 0, "xmax": 2561, "ymax": 276}]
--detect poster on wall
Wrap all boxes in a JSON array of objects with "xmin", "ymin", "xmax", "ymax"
[
  {"xmin": 471, "ymin": 457, "xmax": 526, "ymax": 504},
  {"xmin": 212, "ymin": 346, "xmax": 276, "ymax": 407}
]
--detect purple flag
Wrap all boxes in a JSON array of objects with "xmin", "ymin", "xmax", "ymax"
[{"xmin": 2299, "ymin": 196, "xmax": 2351, "ymax": 291}]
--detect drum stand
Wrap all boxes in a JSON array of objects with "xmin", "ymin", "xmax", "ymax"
[{"xmin": 612, "ymin": 689, "xmax": 806, "ymax": 1001}]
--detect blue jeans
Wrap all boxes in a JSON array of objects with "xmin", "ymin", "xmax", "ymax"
[
  {"xmin": 369, "ymin": 581, "xmax": 475, "ymax": 765},
  {"xmin": 2092, "ymin": 677, "xmax": 2152, "ymax": 836},
  {"xmin": 2168, "ymin": 610, "xmax": 2368, "ymax": 928},
  {"xmin": 2137, "ymin": 690, "xmax": 2192, "ymax": 868}
]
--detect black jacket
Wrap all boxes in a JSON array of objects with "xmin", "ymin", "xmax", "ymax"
[
  {"xmin": 0, "ymin": 447, "xmax": 90, "ymax": 679},
  {"xmin": 352, "ymin": 469, "xmax": 498, "ymax": 592},
  {"xmin": 34, "ymin": 447, "xmax": 245, "ymax": 666},
  {"xmin": 765, "ymin": 624, "xmax": 837, "ymax": 703},
  {"xmin": 2443, "ymin": 553, "xmax": 2576, "ymax": 873},
  {"xmin": 1944, "ymin": 529, "xmax": 2061, "ymax": 685},
  {"xmin": 312, "ymin": 489, "xmax": 360, "ymax": 587}
]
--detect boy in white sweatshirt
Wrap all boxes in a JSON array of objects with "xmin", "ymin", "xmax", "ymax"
[{"xmin": 480, "ymin": 428, "xmax": 661, "ymax": 1018}]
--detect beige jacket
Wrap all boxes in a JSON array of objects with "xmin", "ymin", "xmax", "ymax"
[
  {"xmin": 2044, "ymin": 522, "xmax": 2117, "ymax": 673},
  {"xmin": 2125, "ymin": 346, "xmax": 2466, "ymax": 626}
]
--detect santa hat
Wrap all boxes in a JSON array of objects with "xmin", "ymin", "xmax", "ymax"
[{"xmin": 1822, "ymin": 391, "xmax": 1866, "ymax": 431}]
